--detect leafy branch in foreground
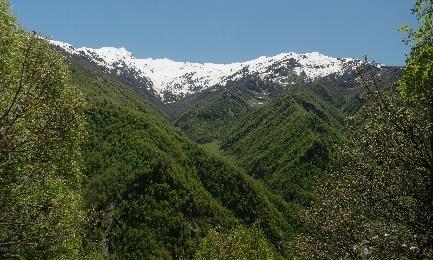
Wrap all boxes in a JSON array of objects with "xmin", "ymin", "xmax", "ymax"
[
  {"xmin": 292, "ymin": 1, "xmax": 433, "ymax": 258},
  {"xmin": 0, "ymin": 1, "xmax": 86, "ymax": 258}
]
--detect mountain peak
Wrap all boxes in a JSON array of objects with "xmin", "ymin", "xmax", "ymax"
[{"xmin": 50, "ymin": 39, "xmax": 367, "ymax": 102}]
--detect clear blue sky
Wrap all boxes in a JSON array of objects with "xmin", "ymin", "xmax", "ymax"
[{"xmin": 10, "ymin": 0, "xmax": 417, "ymax": 65}]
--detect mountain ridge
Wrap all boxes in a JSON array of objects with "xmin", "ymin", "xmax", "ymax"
[
  {"xmin": 67, "ymin": 56, "xmax": 299, "ymax": 258},
  {"xmin": 50, "ymin": 39, "xmax": 379, "ymax": 103}
]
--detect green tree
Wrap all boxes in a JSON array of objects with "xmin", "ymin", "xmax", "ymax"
[
  {"xmin": 195, "ymin": 225, "xmax": 281, "ymax": 260},
  {"xmin": 0, "ymin": 1, "xmax": 86, "ymax": 258},
  {"xmin": 292, "ymin": 1, "xmax": 433, "ymax": 258},
  {"xmin": 292, "ymin": 98, "xmax": 431, "ymax": 258}
]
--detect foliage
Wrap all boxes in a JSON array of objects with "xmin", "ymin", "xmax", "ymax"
[
  {"xmin": 0, "ymin": 1, "xmax": 86, "ymax": 258},
  {"xmin": 222, "ymin": 90, "xmax": 344, "ymax": 205},
  {"xmin": 292, "ymin": 93, "xmax": 432, "ymax": 258},
  {"xmin": 172, "ymin": 74, "xmax": 302, "ymax": 144},
  {"xmin": 293, "ymin": 2, "xmax": 433, "ymax": 258},
  {"xmin": 175, "ymin": 90, "xmax": 252, "ymax": 143},
  {"xmin": 68, "ymin": 58, "xmax": 300, "ymax": 258},
  {"xmin": 0, "ymin": 0, "xmax": 416, "ymax": 258},
  {"xmin": 399, "ymin": 1, "xmax": 433, "ymax": 104},
  {"xmin": 195, "ymin": 225, "xmax": 281, "ymax": 260},
  {"xmin": 200, "ymin": 141, "xmax": 222, "ymax": 156}
]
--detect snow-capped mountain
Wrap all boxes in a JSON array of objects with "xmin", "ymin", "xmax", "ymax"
[{"xmin": 51, "ymin": 40, "xmax": 366, "ymax": 102}]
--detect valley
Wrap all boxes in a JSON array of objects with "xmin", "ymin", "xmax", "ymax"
[
  {"xmin": 2, "ymin": 1, "xmax": 432, "ymax": 258},
  {"xmin": 53, "ymin": 40, "xmax": 401, "ymax": 258}
]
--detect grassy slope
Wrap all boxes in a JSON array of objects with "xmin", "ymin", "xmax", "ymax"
[{"xmin": 68, "ymin": 60, "xmax": 300, "ymax": 258}]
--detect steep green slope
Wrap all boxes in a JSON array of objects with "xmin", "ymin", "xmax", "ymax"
[
  {"xmin": 68, "ymin": 60, "xmax": 300, "ymax": 258},
  {"xmin": 171, "ymin": 76, "xmax": 291, "ymax": 144},
  {"xmin": 174, "ymin": 90, "xmax": 252, "ymax": 143},
  {"xmin": 53, "ymin": 46, "xmax": 172, "ymax": 119},
  {"xmin": 222, "ymin": 89, "xmax": 345, "ymax": 205}
]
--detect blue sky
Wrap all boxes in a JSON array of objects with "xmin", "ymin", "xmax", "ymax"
[{"xmin": 11, "ymin": 0, "xmax": 416, "ymax": 65}]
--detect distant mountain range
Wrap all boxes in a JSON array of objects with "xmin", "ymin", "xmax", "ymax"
[
  {"xmin": 50, "ymin": 40, "xmax": 385, "ymax": 103},
  {"xmin": 49, "ymin": 38, "xmax": 402, "ymax": 259}
]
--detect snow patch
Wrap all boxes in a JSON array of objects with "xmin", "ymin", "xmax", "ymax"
[{"xmin": 50, "ymin": 40, "xmax": 364, "ymax": 101}]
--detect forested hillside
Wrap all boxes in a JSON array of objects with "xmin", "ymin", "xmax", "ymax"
[
  {"xmin": 146, "ymin": 74, "xmax": 286, "ymax": 144},
  {"xmin": 3, "ymin": 0, "xmax": 433, "ymax": 258},
  {"xmin": 222, "ymin": 88, "xmax": 345, "ymax": 205},
  {"xmin": 69, "ymin": 57, "xmax": 300, "ymax": 258},
  {"xmin": 174, "ymin": 90, "xmax": 251, "ymax": 143}
]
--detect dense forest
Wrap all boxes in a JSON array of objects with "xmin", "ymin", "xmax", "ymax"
[{"xmin": 1, "ymin": 0, "xmax": 433, "ymax": 259}]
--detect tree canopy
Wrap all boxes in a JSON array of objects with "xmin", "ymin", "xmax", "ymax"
[
  {"xmin": 0, "ymin": 1, "xmax": 86, "ymax": 257},
  {"xmin": 292, "ymin": 1, "xmax": 433, "ymax": 258}
]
